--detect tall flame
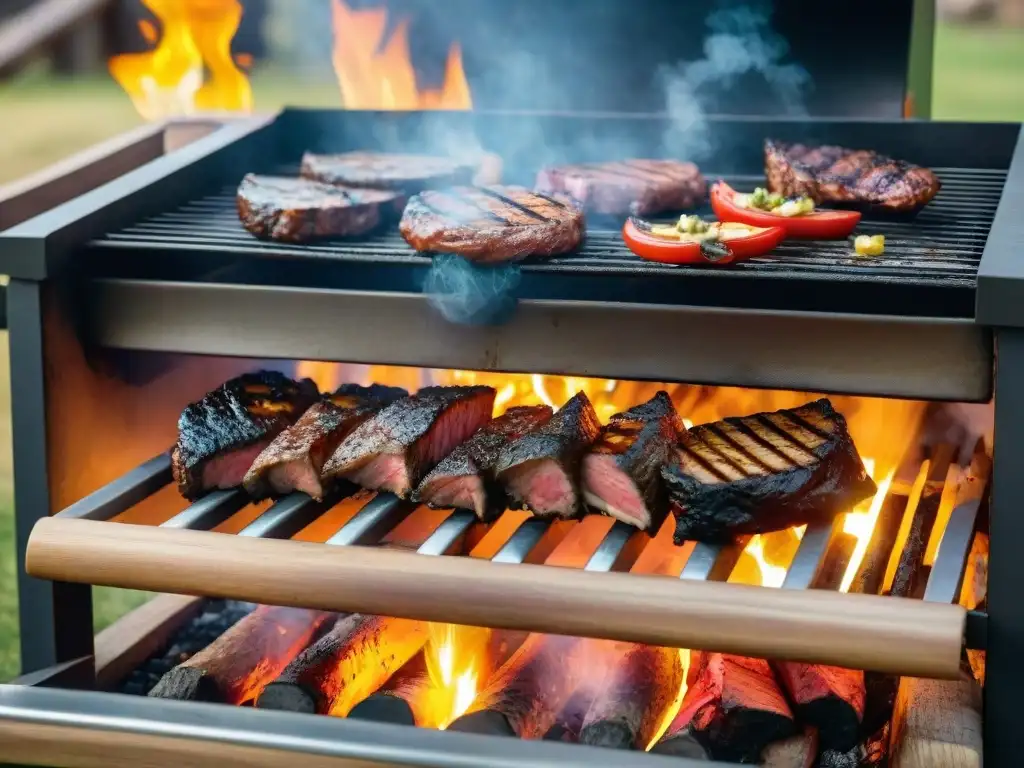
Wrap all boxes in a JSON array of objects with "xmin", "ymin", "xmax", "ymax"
[
  {"xmin": 331, "ymin": 0, "xmax": 471, "ymax": 110},
  {"xmin": 417, "ymin": 624, "xmax": 490, "ymax": 729},
  {"xmin": 109, "ymin": 0, "xmax": 253, "ymax": 120}
]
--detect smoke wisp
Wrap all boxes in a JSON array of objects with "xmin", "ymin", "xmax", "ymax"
[{"xmin": 423, "ymin": 254, "xmax": 522, "ymax": 326}]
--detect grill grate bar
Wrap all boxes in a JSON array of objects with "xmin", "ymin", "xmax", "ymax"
[
  {"xmin": 238, "ymin": 489, "xmax": 349, "ymax": 540},
  {"xmin": 781, "ymin": 521, "xmax": 841, "ymax": 591},
  {"xmin": 679, "ymin": 538, "xmax": 749, "ymax": 582},
  {"xmin": 584, "ymin": 521, "xmax": 635, "ymax": 572},
  {"xmin": 324, "ymin": 493, "xmax": 415, "ymax": 546},
  {"xmin": 492, "ymin": 518, "xmax": 550, "ymax": 564},
  {"xmin": 58, "ymin": 454, "xmax": 173, "ymax": 521},
  {"xmin": 417, "ymin": 511, "xmax": 477, "ymax": 556},
  {"xmin": 161, "ymin": 489, "xmax": 250, "ymax": 531}
]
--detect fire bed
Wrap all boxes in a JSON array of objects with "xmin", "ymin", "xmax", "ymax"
[{"xmin": 0, "ymin": 109, "xmax": 1021, "ymax": 768}]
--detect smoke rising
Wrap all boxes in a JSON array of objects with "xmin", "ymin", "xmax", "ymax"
[
  {"xmin": 423, "ymin": 255, "xmax": 522, "ymax": 326},
  {"xmin": 660, "ymin": 1, "xmax": 810, "ymax": 162}
]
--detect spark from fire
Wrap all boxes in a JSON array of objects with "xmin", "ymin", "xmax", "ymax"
[
  {"xmin": 109, "ymin": 0, "xmax": 253, "ymax": 120},
  {"xmin": 419, "ymin": 623, "xmax": 490, "ymax": 729},
  {"xmin": 331, "ymin": 0, "xmax": 471, "ymax": 110}
]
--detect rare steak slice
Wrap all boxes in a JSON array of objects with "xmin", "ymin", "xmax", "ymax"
[
  {"xmin": 236, "ymin": 174, "xmax": 401, "ymax": 243},
  {"xmin": 494, "ymin": 392, "xmax": 602, "ymax": 519},
  {"xmin": 414, "ymin": 405, "xmax": 553, "ymax": 520},
  {"xmin": 321, "ymin": 386, "xmax": 496, "ymax": 498},
  {"xmin": 399, "ymin": 185, "xmax": 585, "ymax": 264},
  {"xmin": 581, "ymin": 391, "xmax": 684, "ymax": 531},
  {"xmin": 171, "ymin": 371, "xmax": 319, "ymax": 499},
  {"xmin": 764, "ymin": 140, "xmax": 942, "ymax": 213},
  {"xmin": 300, "ymin": 151, "xmax": 476, "ymax": 193},
  {"xmin": 535, "ymin": 159, "xmax": 707, "ymax": 216},
  {"xmin": 662, "ymin": 398, "xmax": 876, "ymax": 544},
  {"xmin": 243, "ymin": 383, "xmax": 408, "ymax": 500}
]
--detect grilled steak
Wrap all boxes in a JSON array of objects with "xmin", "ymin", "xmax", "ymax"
[
  {"xmin": 399, "ymin": 186, "xmax": 585, "ymax": 264},
  {"xmin": 171, "ymin": 371, "xmax": 319, "ymax": 499},
  {"xmin": 494, "ymin": 392, "xmax": 602, "ymax": 519},
  {"xmin": 414, "ymin": 405, "xmax": 553, "ymax": 520},
  {"xmin": 300, "ymin": 151, "xmax": 476, "ymax": 193},
  {"xmin": 582, "ymin": 391, "xmax": 684, "ymax": 532},
  {"xmin": 243, "ymin": 383, "xmax": 408, "ymax": 500},
  {"xmin": 321, "ymin": 386, "xmax": 496, "ymax": 498},
  {"xmin": 535, "ymin": 160, "xmax": 706, "ymax": 217},
  {"xmin": 663, "ymin": 398, "xmax": 876, "ymax": 544},
  {"xmin": 764, "ymin": 140, "xmax": 942, "ymax": 213},
  {"xmin": 236, "ymin": 174, "xmax": 401, "ymax": 243}
]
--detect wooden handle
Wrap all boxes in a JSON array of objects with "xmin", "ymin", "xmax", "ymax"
[{"xmin": 26, "ymin": 517, "xmax": 966, "ymax": 679}]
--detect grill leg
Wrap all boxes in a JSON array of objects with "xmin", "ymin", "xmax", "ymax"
[
  {"xmin": 987, "ymin": 327, "xmax": 1024, "ymax": 768},
  {"xmin": 7, "ymin": 280, "xmax": 95, "ymax": 676}
]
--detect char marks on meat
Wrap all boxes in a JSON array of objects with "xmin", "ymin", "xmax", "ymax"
[
  {"xmin": 494, "ymin": 392, "xmax": 602, "ymax": 519},
  {"xmin": 414, "ymin": 405, "xmax": 553, "ymax": 520},
  {"xmin": 171, "ymin": 371, "xmax": 319, "ymax": 499},
  {"xmin": 535, "ymin": 159, "xmax": 706, "ymax": 216},
  {"xmin": 321, "ymin": 386, "xmax": 496, "ymax": 498},
  {"xmin": 582, "ymin": 391, "xmax": 684, "ymax": 531},
  {"xmin": 300, "ymin": 151, "xmax": 475, "ymax": 193},
  {"xmin": 662, "ymin": 398, "xmax": 876, "ymax": 544},
  {"xmin": 236, "ymin": 174, "xmax": 401, "ymax": 243},
  {"xmin": 764, "ymin": 140, "xmax": 941, "ymax": 213},
  {"xmin": 243, "ymin": 384, "xmax": 408, "ymax": 500},
  {"xmin": 399, "ymin": 185, "xmax": 585, "ymax": 264}
]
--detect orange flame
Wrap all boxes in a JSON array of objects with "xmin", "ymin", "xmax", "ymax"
[
  {"xmin": 108, "ymin": 0, "xmax": 253, "ymax": 120},
  {"xmin": 331, "ymin": 0, "xmax": 471, "ymax": 110},
  {"xmin": 417, "ymin": 624, "xmax": 490, "ymax": 729}
]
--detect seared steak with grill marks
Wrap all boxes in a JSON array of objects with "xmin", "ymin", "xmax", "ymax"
[
  {"xmin": 414, "ymin": 405, "xmax": 553, "ymax": 520},
  {"xmin": 300, "ymin": 151, "xmax": 476, "ymax": 193},
  {"xmin": 172, "ymin": 371, "xmax": 319, "ymax": 499},
  {"xmin": 321, "ymin": 386, "xmax": 496, "ymax": 498},
  {"xmin": 494, "ymin": 392, "xmax": 602, "ymax": 519},
  {"xmin": 582, "ymin": 391, "xmax": 684, "ymax": 532},
  {"xmin": 535, "ymin": 160, "xmax": 706, "ymax": 216},
  {"xmin": 243, "ymin": 384, "xmax": 408, "ymax": 500},
  {"xmin": 236, "ymin": 174, "xmax": 401, "ymax": 243},
  {"xmin": 764, "ymin": 140, "xmax": 941, "ymax": 213},
  {"xmin": 399, "ymin": 185, "xmax": 585, "ymax": 263},
  {"xmin": 663, "ymin": 399, "xmax": 876, "ymax": 544}
]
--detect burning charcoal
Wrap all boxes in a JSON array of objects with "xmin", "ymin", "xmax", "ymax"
[
  {"xmin": 236, "ymin": 175, "xmax": 403, "ymax": 243},
  {"xmin": 321, "ymin": 386, "xmax": 496, "ymax": 499},
  {"xmin": 494, "ymin": 392, "xmax": 602, "ymax": 519},
  {"xmin": 171, "ymin": 370, "xmax": 319, "ymax": 499},
  {"xmin": 148, "ymin": 605, "xmax": 332, "ymax": 704},
  {"xmin": 414, "ymin": 405, "xmax": 553, "ymax": 520},
  {"xmin": 577, "ymin": 642, "xmax": 683, "ymax": 750},
  {"xmin": 243, "ymin": 383, "xmax": 407, "ymax": 499},
  {"xmin": 257, "ymin": 614, "xmax": 428, "ymax": 716},
  {"xmin": 347, "ymin": 652, "xmax": 429, "ymax": 726},
  {"xmin": 581, "ymin": 391, "xmax": 684, "ymax": 531},
  {"xmin": 651, "ymin": 652, "xmax": 798, "ymax": 763},
  {"xmin": 448, "ymin": 634, "xmax": 592, "ymax": 739},
  {"xmin": 773, "ymin": 663, "xmax": 864, "ymax": 756},
  {"xmin": 663, "ymin": 398, "xmax": 876, "ymax": 544}
]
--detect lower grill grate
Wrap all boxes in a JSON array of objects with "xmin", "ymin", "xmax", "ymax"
[{"xmin": 88, "ymin": 167, "xmax": 1006, "ymax": 316}]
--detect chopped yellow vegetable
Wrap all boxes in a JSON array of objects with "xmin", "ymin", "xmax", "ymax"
[{"xmin": 854, "ymin": 234, "xmax": 885, "ymax": 257}]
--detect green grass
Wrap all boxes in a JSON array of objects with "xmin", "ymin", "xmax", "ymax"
[{"xmin": 0, "ymin": 22, "xmax": 1022, "ymax": 681}]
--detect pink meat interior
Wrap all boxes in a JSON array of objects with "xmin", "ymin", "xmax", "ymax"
[
  {"xmin": 420, "ymin": 475, "xmax": 485, "ymax": 517},
  {"xmin": 346, "ymin": 454, "xmax": 410, "ymax": 496},
  {"xmin": 503, "ymin": 458, "xmax": 575, "ymax": 517},
  {"xmin": 581, "ymin": 453, "xmax": 649, "ymax": 529},
  {"xmin": 201, "ymin": 440, "xmax": 272, "ymax": 490},
  {"xmin": 267, "ymin": 458, "xmax": 324, "ymax": 500}
]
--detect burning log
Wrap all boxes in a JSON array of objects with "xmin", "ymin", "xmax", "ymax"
[
  {"xmin": 650, "ymin": 653, "xmax": 798, "ymax": 763},
  {"xmin": 576, "ymin": 643, "xmax": 682, "ymax": 750},
  {"xmin": 256, "ymin": 613, "xmax": 428, "ymax": 716},
  {"xmin": 346, "ymin": 652, "xmax": 429, "ymax": 726},
  {"xmin": 147, "ymin": 605, "xmax": 332, "ymax": 704},
  {"xmin": 447, "ymin": 634, "xmax": 591, "ymax": 739},
  {"xmin": 889, "ymin": 669, "xmax": 982, "ymax": 768}
]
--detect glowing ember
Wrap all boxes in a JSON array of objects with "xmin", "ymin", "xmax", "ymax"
[
  {"xmin": 417, "ymin": 623, "xmax": 490, "ymax": 729},
  {"xmin": 109, "ymin": 0, "xmax": 253, "ymax": 120},
  {"xmin": 331, "ymin": 0, "xmax": 471, "ymax": 110}
]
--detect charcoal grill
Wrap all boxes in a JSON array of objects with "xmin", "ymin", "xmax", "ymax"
[{"xmin": 1, "ymin": 2, "xmax": 1023, "ymax": 765}]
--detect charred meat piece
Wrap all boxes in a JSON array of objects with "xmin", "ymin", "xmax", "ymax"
[
  {"xmin": 172, "ymin": 371, "xmax": 319, "ymax": 499},
  {"xmin": 321, "ymin": 386, "xmax": 496, "ymax": 498},
  {"xmin": 236, "ymin": 174, "xmax": 401, "ymax": 243},
  {"xmin": 663, "ymin": 398, "xmax": 876, "ymax": 544},
  {"xmin": 764, "ymin": 140, "xmax": 941, "ymax": 213},
  {"xmin": 582, "ymin": 391, "xmax": 684, "ymax": 531},
  {"xmin": 243, "ymin": 384, "xmax": 408, "ymax": 500},
  {"xmin": 494, "ymin": 392, "xmax": 602, "ymax": 519},
  {"xmin": 300, "ymin": 151, "xmax": 475, "ymax": 193},
  {"xmin": 399, "ymin": 185, "xmax": 585, "ymax": 264},
  {"xmin": 414, "ymin": 405, "xmax": 553, "ymax": 520},
  {"xmin": 535, "ymin": 159, "xmax": 706, "ymax": 216}
]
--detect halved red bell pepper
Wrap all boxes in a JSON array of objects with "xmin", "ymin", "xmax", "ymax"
[
  {"xmin": 622, "ymin": 217, "xmax": 785, "ymax": 265},
  {"xmin": 710, "ymin": 181, "xmax": 861, "ymax": 240}
]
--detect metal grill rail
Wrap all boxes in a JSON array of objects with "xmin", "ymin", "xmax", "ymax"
[{"xmin": 91, "ymin": 168, "xmax": 1004, "ymax": 290}]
